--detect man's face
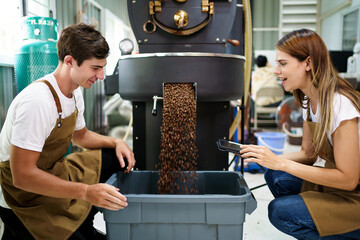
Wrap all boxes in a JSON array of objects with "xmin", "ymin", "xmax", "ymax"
[{"xmin": 71, "ymin": 57, "xmax": 107, "ymax": 89}]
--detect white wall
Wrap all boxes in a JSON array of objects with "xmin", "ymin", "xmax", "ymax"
[
  {"xmin": 320, "ymin": 0, "xmax": 360, "ymax": 50},
  {"xmin": 254, "ymin": 50, "xmax": 277, "ymax": 68},
  {"xmin": 254, "ymin": 1, "xmax": 360, "ymax": 63},
  {"xmin": 321, "ymin": 14, "xmax": 343, "ymax": 50}
]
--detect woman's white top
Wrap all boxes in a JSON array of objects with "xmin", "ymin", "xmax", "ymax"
[{"xmin": 302, "ymin": 92, "xmax": 360, "ymax": 147}]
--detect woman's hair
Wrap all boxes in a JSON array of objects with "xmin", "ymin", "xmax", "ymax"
[
  {"xmin": 276, "ymin": 29, "xmax": 360, "ymax": 157},
  {"xmin": 57, "ymin": 23, "xmax": 109, "ymax": 66}
]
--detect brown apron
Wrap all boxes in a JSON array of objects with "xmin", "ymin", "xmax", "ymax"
[
  {"xmin": 300, "ymin": 111, "xmax": 360, "ymax": 237},
  {"xmin": 0, "ymin": 80, "xmax": 102, "ymax": 240}
]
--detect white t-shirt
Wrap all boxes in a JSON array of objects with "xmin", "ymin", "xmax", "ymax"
[
  {"xmin": 251, "ymin": 66, "xmax": 284, "ymax": 106},
  {"xmin": 0, "ymin": 73, "xmax": 86, "ymax": 208},
  {"xmin": 302, "ymin": 92, "xmax": 360, "ymax": 146}
]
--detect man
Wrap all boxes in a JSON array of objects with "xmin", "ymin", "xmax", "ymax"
[
  {"xmin": 0, "ymin": 23, "xmax": 135, "ymax": 240},
  {"xmin": 251, "ymin": 55, "xmax": 283, "ymax": 106}
]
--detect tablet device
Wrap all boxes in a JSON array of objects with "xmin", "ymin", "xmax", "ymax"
[{"xmin": 216, "ymin": 139, "xmax": 242, "ymax": 154}]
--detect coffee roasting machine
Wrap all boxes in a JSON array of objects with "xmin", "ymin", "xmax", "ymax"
[{"xmin": 106, "ymin": 0, "xmax": 249, "ymax": 171}]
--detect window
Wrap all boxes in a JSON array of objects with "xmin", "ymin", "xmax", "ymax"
[
  {"xmin": 0, "ymin": 1, "xmax": 22, "ymax": 58},
  {"xmin": 80, "ymin": 0, "xmax": 103, "ymax": 30},
  {"xmin": 342, "ymin": 8, "xmax": 359, "ymax": 51},
  {"xmin": 27, "ymin": 0, "xmax": 51, "ymax": 17},
  {"xmin": 0, "ymin": 0, "xmax": 57, "ymax": 60},
  {"xmin": 104, "ymin": 9, "xmax": 135, "ymax": 75},
  {"xmin": 252, "ymin": 0, "xmax": 280, "ymax": 50}
]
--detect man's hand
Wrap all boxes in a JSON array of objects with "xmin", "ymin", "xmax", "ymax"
[
  {"xmin": 10, "ymin": 145, "xmax": 128, "ymax": 207},
  {"xmin": 114, "ymin": 139, "xmax": 135, "ymax": 173},
  {"xmin": 72, "ymin": 128, "xmax": 136, "ymax": 173},
  {"xmin": 83, "ymin": 183, "xmax": 128, "ymax": 210}
]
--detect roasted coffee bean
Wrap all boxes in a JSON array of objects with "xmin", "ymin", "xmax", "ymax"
[{"xmin": 157, "ymin": 83, "xmax": 198, "ymax": 194}]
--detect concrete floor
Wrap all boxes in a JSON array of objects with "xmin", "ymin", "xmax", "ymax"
[
  {"xmin": 242, "ymin": 171, "xmax": 295, "ymax": 240},
  {"xmin": 241, "ymin": 139, "xmax": 299, "ymax": 240}
]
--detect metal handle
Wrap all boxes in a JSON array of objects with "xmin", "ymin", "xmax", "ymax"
[
  {"xmin": 152, "ymin": 95, "xmax": 163, "ymax": 116},
  {"xmin": 151, "ymin": 11, "xmax": 212, "ymax": 36}
]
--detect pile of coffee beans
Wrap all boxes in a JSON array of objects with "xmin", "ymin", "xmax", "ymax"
[{"xmin": 157, "ymin": 83, "xmax": 198, "ymax": 194}]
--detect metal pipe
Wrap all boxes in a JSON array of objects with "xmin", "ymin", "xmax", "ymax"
[{"xmin": 229, "ymin": 0, "xmax": 252, "ymax": 139}]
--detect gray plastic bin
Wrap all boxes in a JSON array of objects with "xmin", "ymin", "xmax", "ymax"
[{"xmin": 102, "ymin": 171, "xmax": 257, "ymax": 240}]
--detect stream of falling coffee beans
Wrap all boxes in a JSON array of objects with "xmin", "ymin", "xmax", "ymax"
[{"xmin": 157, "ymin": 83, "xmax": 198, "ymax": 194}]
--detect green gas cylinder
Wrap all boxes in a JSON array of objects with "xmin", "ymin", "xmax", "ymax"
[{"xmin": 15, "ymin": 16, "xmax": 58, "ymax": 93}]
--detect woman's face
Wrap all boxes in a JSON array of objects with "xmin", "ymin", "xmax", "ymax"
[{"xmin": 274, "ymin": 49, "xmax": 311, "ymax": 92}]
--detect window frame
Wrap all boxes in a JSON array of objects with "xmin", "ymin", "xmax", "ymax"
[{"xmin": 341, "ymin": 6, "xmax": 360, "ymax": 51}]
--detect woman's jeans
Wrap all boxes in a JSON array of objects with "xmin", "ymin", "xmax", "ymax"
[{"xmin": 265, "ymin": 169, "xmax": 360, "ymax": 240}]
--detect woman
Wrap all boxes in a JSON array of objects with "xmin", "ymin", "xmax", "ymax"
[{"xmin": 241, "ymin": 29, "xmax": 360, "ymax": 240}]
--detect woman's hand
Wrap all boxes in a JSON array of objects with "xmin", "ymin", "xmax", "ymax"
[{"xmin": 240, "ymin": 144, "xmax": 286, "ymax": 171}]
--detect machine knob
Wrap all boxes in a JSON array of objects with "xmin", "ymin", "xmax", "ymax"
[
  {"xmin": 227, "ymin": 38, "xmax": 240, "ymax": 47},
  {"xmin": 174, "ymin": 10, "xmax": 189, "ymax": 29}
]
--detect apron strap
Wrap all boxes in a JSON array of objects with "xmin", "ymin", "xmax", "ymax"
[
  {"xmin": 34, "ymin": 80, "xmax": 65, "ymax": 128},
  {"xmin": 306, "ymin": 106, "xmax": 311, "ymax": 122},
  {"xmin": 35, "ymin": 80, "xmax": 62, "ymax": 114}
]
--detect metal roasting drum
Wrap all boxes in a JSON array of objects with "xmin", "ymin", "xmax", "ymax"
[
  {"xmin": 107, "ymin": 0, "xmax": 246, "ymax": 170},
  {"xmin": 102, "ymin": 2, "xmax": 257, "ymax": 238}
]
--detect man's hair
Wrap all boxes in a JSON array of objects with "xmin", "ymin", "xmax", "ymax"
[
  {"xmin": 255, "ymin": 55, "xmax": 267, "ymax": 68},
  {"xmin": 57, "ymin": 23, "xmax": 109, "ymax": 66}
]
